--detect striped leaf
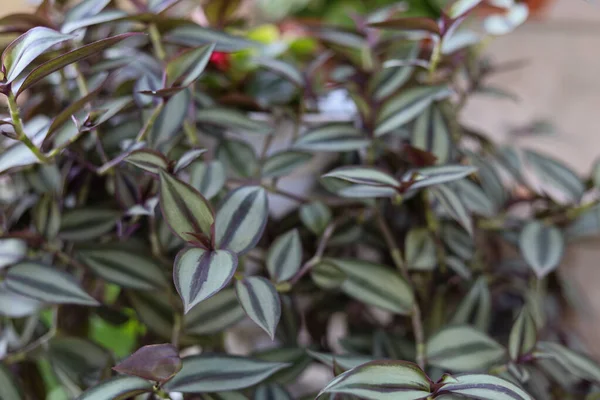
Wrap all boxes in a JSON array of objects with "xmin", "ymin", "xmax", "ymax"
[
  {"xmin": 166, "ymin": 44, "xmax": 215, "ymax": 87},
  {"xmin": 113, "ymin": 344, "xmax": 182, "ymax": 383},
  {"xmin": 78, "ymin": 244, "xmax": 167, "ymax": 290},
  {"xmin": 159, "ymin": 169, "xmax": 214, "ymax": 243},
  {"xmin": 432, "ymin": 184, "xmax": 473, "ymax": 236},
  {"xmin": 405, "ymin": 228, "xmax": 437, "ymax": 271},
  {"xmin": 442, "ymin": 223, "xmax": 474, "ymax": 261},
  {"xmin": 0, "ymin": 238, "xmax": 27, "ymax": 269},
  {"xmin": 412, "ymin": 105, "xmax": 452, "ymax": 164},
  {"xmin": 537, "ymin": 341, "xmax": 600, "ymax": 384},
  {"xmin": 306, "ymin": 350, "xmax": 376, "ymax": 371},
  {"xmin": 326, "ymin": 258, "xmax": 414, "ymax": 315},
  {"xmin": 76, "ymin": 375, "xmax": 153, "ymax": 400},
  {"xmin": 439, "ymin": 374, "xmax": 533, "ymax": 400},
  {"xmin": 299, "ymin": 201, "xmax": 332, "ymax": 235},
  {"xmin": 255, "ymin": 57, "xmax": 304, "ymax": 86},
  {"xmin": 323, "ymin": 167, "xmax": 399, "ymax": 187},
  {"xmin": 63, "ymin": 0, "xmax": 110, "ymax": 26},
  {"xmin": 267, "ymin": 229, "xmax": 302, "ymax": 283},
  {"xmin": 294, "ymin": 124, "xmax": 369, "ymax": 152},
  {"xmin": 254, "ymin": 347, "xmax": 312, "ymax": 384},
  {"xmin": 215, "ymin": 186, "xmax": 269, "ymax": 255},
  {"xmin": 447, "ymin": 0, "xmax": 483, "ymax": 18},
  {"xmin": 525, "ymin": 150, "xmax": 584, "ymax": 202},
  {"xmin": 128, "ymin": 290, "xmax": 173, "ymax": 339},
  {"xmin": 426, "ymin": 326, "xmax": 505, "ymax": 372},
  {"xmin": 59, "ymin": 208, "xmax": 120, "ymax": 241},
  {"xmin": 337, "ymin": 184, "xmax": 397, "ymax": 198},
  {"xmin": 61, "ymin": 9, "xmax": 127, "ymax": 34},
  {"xmin": 450, "ymin": 277, "xmax": 491, "ymax": 331},
  {"xmin": 0, "ymin": 284, "xmax": 41, "ymax": 317},
  {"xmin": 446, "ymin": 256, "xmax": 472, "ymax": 281},
  {"xmin": 184, "ymin": 288, "xmax": 245, "ymax": 335},
  {"xmin": 174, "ymin": 247, "xmax": 238, "ymax": 313},
  {"xmin": 318, "ymin": 360, "xmax": 432, "ymax": 400},
  {"xmin": 190, "ymin": 161, "xmax": 226, "ymax": 200},
  {"xmin": 453, "ymin": 179, "xmax": 496, "ymax": 217},
  {"xmin": 509, "ymin": 308, "xmax": 537, "ymax": 361},
  {"xmin": 174, "ymin": 148, "xmax": 207, "ymax": 173},
  {"xmin": 217, "ymin": 139, "xmax": 259, "ymax": 178},
  {"xmin": 197, "ymin": 108, "xmax": 272, "ymax": 135},
  {"xmin": 254, "ymin": 383, "xmax": 293, "ymax": 400},
  {"xmin": 311, "ymin": 261, "xmax": 346, "ymax": 289},
  {"xmin": 2, "ymin": 27, "xmax": 73, "ymax": 83},
  {"xmin": 149, "ymin": 89, "xmax": 190, "ymax": 152},
  {"xmin": 262, "ymin": 151, "xmax": 312, "ymax": 178},
  {"xmin": 165, "ymin": 25, "xmax": 257, "ymax": 52},
  {"xmin": 33, "ymin": 195, "xmax": 61, "ymax": 239},
  {"xmin": 5, "ymin": 261, "xmax": 99, "ymax": 306},
  {"xmin": 371, "ymin": 44, "xmax": 418, "ymax": 100},
  {"xmin": 0, "ymin": 363, "xmax": 22, "ymax": 400},
  {"xmin": 163, "ymin": 354, "xmax": 288, "ymax": 392},
  {"xmin": 48, "ymin": 337, "xmax": 111, "ymax": 385},
  {"xmin": 375, "ymin": 86, "xmax": 453, "ymax": 136},
  {"xmin": 519, "ymin": 221, "xmax": 564, "ymax": 278},
  {"xmin": 469, "ymin": 153, "xmax": 507, "ymax": 208},
  {"xmin": 236, "ymin": 277, "xmax": 281, "ymax": 339},
  {"xmin": 408, "ymin": 165, "xmax": 478, "ymax": 192}
]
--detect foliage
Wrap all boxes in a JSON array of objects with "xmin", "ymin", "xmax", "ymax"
[{"xmin": 0, "ymin": 0, "xmax": 599, "ymax": 399}]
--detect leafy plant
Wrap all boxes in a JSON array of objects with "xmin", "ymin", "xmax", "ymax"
[{"xmin": 1, "ymin": 0, "xmax": 599, "ymax": 399}]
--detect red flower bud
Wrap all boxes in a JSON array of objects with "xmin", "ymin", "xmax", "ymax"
[{"xmin": 209, "ymin": 51, "xmax": 230, "ymax": 71}]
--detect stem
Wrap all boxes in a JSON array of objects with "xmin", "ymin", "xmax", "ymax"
[
  {"xmin": 290, "ymin": 222, "xmax": 337, "ymax": 285},
  {"xmin": 73, "ymin": 63, "xmax": 89, "ymax": 96},
  {"xmin": 149, "ymin": 24, "xmax": 167, "ymax": 61},
  {"xmin": 4, "ymin": 307, "xmax": 58, "ymax": 364},
  {"xmin": 375, "ymin": 208, "xmax": 426, "ymax": 370},
  {"xmin": 183, "ymin": 120, "xmax": 199, "ymax": 145},
  {"xmin": 427, "ymin": 38, "xmax": 443, "ymax": 82},
  {"xmin": 171, "ymin": 313, "xmax": 182, "ymax": 348},
  {"xmin": 7, "ymin": 92, "xmax": 49, "ymax": 163},
  {"xmin": 153, "ymin": 385, "xmax": 173, "ymax": 400},
  {"xmin": 136, "ymin": 102, "xmax": 165, "ymax": 142}
]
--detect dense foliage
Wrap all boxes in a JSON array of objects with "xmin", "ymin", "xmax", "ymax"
[{"xmin": 1, "ymin": 0, "xmax": 600, "ymax": 399}]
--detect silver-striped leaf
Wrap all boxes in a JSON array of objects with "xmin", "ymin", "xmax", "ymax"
[
  {"xmin": 5, "ymin": 261, "xmax": 99, "ymax": 306},
  {"xmin": 166, "ymin": 44, "xmax": 215, "ymax": 87},
  {"xmin": 294, "ymin": 124, "xmax": 369, "ymax": 152},
  {"xmin": 438, "ymin": 373, "xmax": 533, "ymax": 400},
  {"xmin": 215, "ymin": 186, "xmax": 269, "ymax": 255},
  {"xmin": 184, "ymin": 288, "xmax": 245, "ymax": 335},
  {"xmin": 306, "ymin": 350, "xmax": 376, "ymax": 371},
  {"xmin": 405, "ymin": 228, "xmax": 437, "ymax": 271},
  {"xmin": 311, "ymin": 261, "xmax": 346, "ymax": 289},
  {"xmin": 124, "ymin": 149, "xmax": 168, "ymax": 175},
  {"xmin": 76, "ymin": 375, "xmax": 153, "ymax": 400},
  {"xmin": 159, "ymin": 169, "xmax": 214, "ymax": 243},
  {"xmin": 48, "ymin": 337, "xmax": 111, "ymax": 386},
  {"xmin": 431, "ymin": 184, "xmax": 473, "ymax": 236},
  {"xmin": 59, "ymin": 208, "xmax": 120, "ymax": 241},
  {"xmin": 217, "ymin": 139, "xmax": 259, "ymax": 178},
  {"xmin": 375, "ymin": 85, "xmax": 453, "ymax": 136},
  {"xmin": 255, "ymin": 57, "xmax": 304, "ymax": 86},
  {"xmin": 262, "ymin": 151, "xmax": 312, "ymax": 178},
  {"xmin": 525, "ymin": 150, "xmax": 585, "ymax": 203},
  {"xmin": 197, "ymin": 108, "xmax": 272, "ymax": 135},
  {"xmin": 163, "ymin": 354, "xmax": 288, "ymax": 393},
  {"xmin": 407, "ymin": 165, "xmax": 478, "ymax": 192},
  {"xmin": 299, "ymin": 201, "xmax": 332, "ymax": 235},
  {"xmin": 128, "ymin": 290, "xmax": 173, "ymax": 339},
  {"xmin": 190, "ymin": 160, "xmax": 226, "ymax": 200},
  {"xmin": 323, "ymin": 166, "xmax": 399, "ymax": 187},
  {"xmin": 450, "ymin": 277, "xmax": 491, "ymax": 331},
  {"xmin": 536, "ymin": 341, "xmax": 600, "ymax": 384},
  {"xmin": 253, "ymin": 347, "xmax": 312, "ymax": 384},
  {"xmin": 447, "ymin": 0, "xmax": 483, "ymax": 18},
  {"xmin": 174, "ymin": 148, "xmax": 208, "ymax": 173},
  {"xmin": 33, "ymin": 195, "xmax": 61, "ymax": 239},
  {"xmin": 236, "ymin": 277, "xmax": 281, "ymax": 339},
  {"xmin": 254, "ymin": 383, "xmax": 293, "ymax": 400},
  {"xmin": 174, "ymin": 247, "xmax": 238, "ymax": 313},
  {"xmin": 371, "ymin": 44, "xmax": 418, "ymax": 101},
  {"xmin": 519, "ymin": 221, "xmax": 564, "ymax": 278},
  {"xmin": 78, "ymin": 244, "xmax": 167, "ymax": 290},
  {"xmin": 426, "ymin": 326, "xmax": 505, "ymax": 372},
  {"xmin": 0, "ymin": 238, "xmax": 27, "ymax": 269},
  {"xmin": 509, "ymin": 308, "xmax": 537, "ymax": 361},
  {"xmin": 149, "ymin": 89, "xmax": 190, "ymax": 152},
  {"xmin": 453, "ymin": 179, "xmax": 496, "ymax": 217},
  {"xmin": 165, "ymin": 25, "xmax": 257, "ymax": 52},
  {"xmin": 326, "ymin": 258, "xmax": 414, "ymax": 315},
  {"xmin": 0, "ymin": 283, "xmax": 42, "ymax": 317},
  {"xmin": 317, "ymin": 360, "xmax": 432, "ymax": 400},
  {"xmin": 266, "ymin": 229, "xmax": 302, "ymax": 282},
  {"xmin": 411, "ymin": 105, "xmax": 452, "ymax": 164},
  {"xmin": 0, "ymin": 362, "xmax": 22, "ymax": 400}
]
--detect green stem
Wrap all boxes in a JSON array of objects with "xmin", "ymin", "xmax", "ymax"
[
  {"xmin": 136, "ymin": 102, "xmax": 165, "ymax": 142},
  {"xmin": 73, "ymin": 63, "xmax": 89, "ymax": 96},
  {"xmin": 153, "ymin": 385, "xmax": 173, "ymax": 400},
  {"xmin": 8, "ymin": 92, "xmax": 49, "ymax": 163},
  {"xmin": 427, "ymin": 38, "xmax": 443, "ymax": 82},
  {"xmin": 149, "ymin": 24, "xmax": 166, "ymax": 61},
  {"xmin": 183, "ymin": 120, "xmax": 199, "ymax": 145},
  {"xmin": 171, "ymin": 313, "xmax": 182, "ymax": 348}
]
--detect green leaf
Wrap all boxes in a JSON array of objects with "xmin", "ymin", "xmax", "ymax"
[
  {"xmin": 368, "ymin": 17, "xmax": 441, "ymax": 35},
  {"xmin": 519, "ymin": 221, "xmax": 564, "ymax": 278},
  {"xmin": 311, "ymin": 260, "xmax": 346, "ymax": 289},
  {"xmin": 438, "ymin": 373, "xmax": 533, "ymax": 400},
  {"xmin": 262, "ymin": 151, "xmax": 312, "ymax": 178},
  {"xmin": 76, "ymin": 375, "xmax": 153, "ymax": 400},
  {"xmin": 124, "ymin": 149, "xmax": 169, "ymax": 175},
  {"xmin": 254, "ymin": 347, "xmax": 312, "ymax": 384},
  {"xmin": 217, "ymin": 139, "xmax": 259, "ymax": 178},
  {"xmin": 113, "ymin": 344, "xmax": 182, "ymax": 383},
  {"xmin": 236, "ymin": 277, "xmax": 281, "ymax": 339},
  {"xmin": 255, "ymin": 57, "xmax": 304, "ymax": 86},
  {"xmin": 323, "ymin": 166, "xmax": 399, "ymax": 187},
  {"xmin": 376, "ymin": 86, "xmax": 453, "ymax": 136},
  {"xmin": 536, "ymin": 341, "xmax": 600, "ymax": 384},
  {"xmin": 149, "ymin": 89, "xmax": 190, "ymax": 152},
  {"xmin": 318, "ymin": 360, "xmax": 432, "ymax": 400},
  {"xmin": 450, "ymin": 277, "xmax": 491, "ymax": 331},
  {"xmin": 215, "ymin": 186, "xmax": 269, "ymax": 255},
  {"xmin": 254, "ymin": 383, "xmax": 293, "ymax": 400},
  {"xmin": 59, "ymin": 208, "xmax": 120, "ymax": 242},
  {"xmin": 525, "ymin": 150, "xmax": 584, "ymax": 203},
  {"xmin": 452, "ymin": 179, "xmax": 496, "ymax": 217},
  {"xmin": 0, "ymin": 363, "xmax": 23, "ymax": 400},
  {"xmin": 405, "ymin": 228, "xmax": 437, "ymax": 271},
  {"xmin": 447, "ymin": 0, "xmax": 483, "ymax": 19},
  {"xmin": 5, "ymin": 261, "xmax": 99, "ymax": 306},
  {"xmin": 48, "ymin": 337, "xmax": 111, "ymax": 386},
  {"xmin": 371, "ymin": 44, "xmax": 418, "ymax": 101},
  {"xmin": 2, "ymin": 27, "xmax": 73, "ymax": 83},
  {"xmin": 408, "ymin": 165, "xmax": 478, "ymax": 191},
  {"xmin": 412, "ymin": 105, "xmax": 452, "ymax": 165},
  {"xmin": 166, "ymin": 44, "xmax": 215, "ymax": 87},
  {"xmin": 61, "ymin": 10, "xmax": 128, "ymax": 34},
  {"xmin": 159, "ymin": 169, "xmax": 214, "ymax": 243},
  {"xmin": 163, "ymin": 354, "xmax": 288, "ymax": 392},
  {"xmin": 509, "ymin": 308, "xmax": 537, "ymax": 361},
  {"xmin": 426, "ymin": 326, "xmax": 505, "ymax": 372},
  {"xmin": 17, "ymin": 33, "xmax": 141, "ymax": 96},
  {"xmin": 267, "ymin": 229, "xmax": 302, "ymax": 282},
  {"xmin": 306, "ymin": 350, "xmax": 376, "ymax": 371},
  {"xmin": 0, "ymin": 238, "xmax": 27, "ymax": 269},
  {"xmin": 174, "ymin": 247, "xmax": 238, "ymax": 313},
  {"xmin": 190, "ymin": 160, "xmax": 227, "ymax": 200},
  {"xmin": 299, "ymin": 201, "xmax": 332, "ymax": 235},
  {"xmin": 63, "ymin": 0, "xmax": 111, "ymax": 27},
  {"xmin": 165, "ymin": 25, "xmax": 258, "ymax": 52},
  {"xmin": 197, "ymin": 108, "xmax": 272, "ymax": 135},
  {"xmin": 184, "ymin": 288, "xmax": 245, "ymax": 335},
  {"xmin": 174, "ymin": 148, "xmax": 207, "ymax": 173},
  {"xmin": 128, "ymin": 290, "xmax": 173, "ymax": 339},
  {"xmin": 326, "ymin": 258, "xmax": 414, "ymax": 315},
  {"xmin": 294, "ymin": 123, "xmax": 369, "ymax": 152},
  {"xmin": 431, "ymin": 184, "xmax": 473, "ymax": 236},
  {"xmin": 78, "ymin": 244, "xmax": 168, "ymax": 290},
  {"xmin": 0, "ymin": 284, "xmax": 42, "ymax": 317}
]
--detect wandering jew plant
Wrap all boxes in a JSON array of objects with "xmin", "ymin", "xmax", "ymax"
[{"xmin": 1, "ymin": 0, "xmax": 599, "ymax": 399}]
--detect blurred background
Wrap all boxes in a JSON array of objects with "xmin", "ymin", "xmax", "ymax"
[{"xmin": 4, "ymin": 0, "xmax": 600, "ymax": 355}]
